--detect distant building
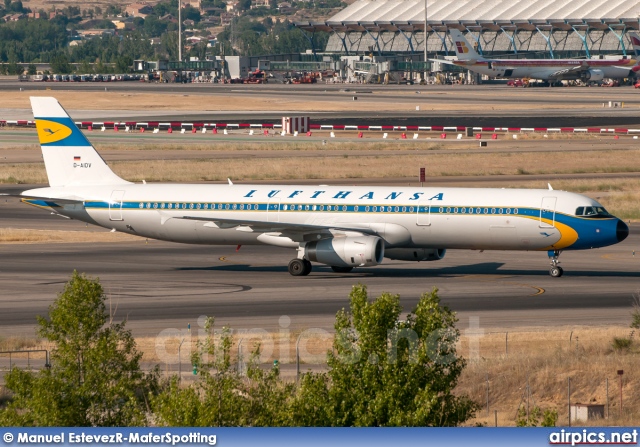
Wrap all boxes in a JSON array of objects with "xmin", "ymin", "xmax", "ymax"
[
  {"xmin": 220, "ymin": 12, "xmax": 235, "ymax": 25},
  {"xmin": 49, "ymin": 10, "xmax": 62, "ymax": 19},
  {"xmin": 201, "ymin": 16, "xmax": 221, "ymax": 26},
  {"xmin": 77, "ymin": 29, "xmax": 116, "ymax": 39},
  {"xmin": 28, "ymin": 11, "xmax": 42, "ymax": 19},
  {"xmin": 4, "ymin": 13, "xmax": 25, "ymax": 21},
  {"xmin": 201, "ymin": 7, "xmax": 225, "ymax": 16},
  {"xmin": 183, "ymin": 18, "xmax": 195, "ymax": 27},
  {"xmin": 111, "ymin": 17, "xmax": 134, "ymax": 29},
  {"xmin": 159, "ymin": 14, "xmax": 176, "ymax": 22},
  {"xmin": 184, "ymin": 0, "xmax": 202, "ymax": 10},
  {"xmin": 225, "ymin": 1, "xmax": 240, "ymax": 12},
  {"xmin": 251, "ymin": 0, "xmax": 270, "ymax": 8},
  {"xmin": 125, "ymin": 3, "xmax": 153, "ymax": 18}
]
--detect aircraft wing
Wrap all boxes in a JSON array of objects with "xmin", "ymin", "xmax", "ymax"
[
  {"xmin": 177, "ymin": 215, "xmax": 375, "ymax": 239},
  {"xmin": 548, "ymin": 65, "xmax": 588, "ymax": 80},
  {"xmin": 429, "ymin": 58, "xmax": 458, "ymax": 65}
]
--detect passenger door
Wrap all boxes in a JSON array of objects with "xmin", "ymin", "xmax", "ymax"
[
  {"xmin": 539, "ymin": 196, "xmax": 556, "ymax": 228},
  {"xmin": 109, "ymin": 190, "xmax": 125, "ymax": 221}
]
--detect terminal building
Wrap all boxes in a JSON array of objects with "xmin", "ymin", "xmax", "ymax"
[{"xmin": 295, "ymin": 0, "xmax": 640, "ymax": 59}]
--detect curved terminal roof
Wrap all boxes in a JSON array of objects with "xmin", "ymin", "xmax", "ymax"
[{"xmin": 296, "ymin": 0, "xmax": 640, "ymax": 32}]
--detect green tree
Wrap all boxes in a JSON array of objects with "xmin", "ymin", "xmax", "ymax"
[
  {"xmin": 6, "ymin": 61, "xmax": 23, "ymax": 75},
  {"xmin": 153, "ymin": 318, "xmax": 294, "ymax": 426},
  {"xmin": 27, "ymin": 63, "xmax": 36, "ymax": 74},
  {"xmin": 516, "ymin": 405, "xmax": 558, "ymax": 427},
  {"xmin": 49, "ymin": 53, "xmax": 72, "ymax": 73},
  {"xmin": 294, "ymin": 285, "xmax": 477, "ymax": 426},
  {"xmin": 0, "ymin": 271, "xmax": 158, "ymax": 426}
]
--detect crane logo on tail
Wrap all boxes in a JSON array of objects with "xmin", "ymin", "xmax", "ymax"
[{"xmin": 35, "ymin": 119, "xmax": 73, "ymax": 145}]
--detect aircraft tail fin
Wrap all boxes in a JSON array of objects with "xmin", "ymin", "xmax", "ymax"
[
  {"xmin": 449, "ymin": 28, "xmax": 481, "ymax": 61},
  {"xmin": 629, "ymin": 31, "xmax": 640, "ymax": 57},
  {"xmin": 30, "ymin": 97, "xmax": 131, "ymax": 187}
]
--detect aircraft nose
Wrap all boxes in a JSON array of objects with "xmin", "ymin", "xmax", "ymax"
[{"xmin": 617, "ymin": 219, "xmax": 629, "ymax": 243}]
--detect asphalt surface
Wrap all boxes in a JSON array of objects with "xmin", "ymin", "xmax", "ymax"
[
  {"xmin": 0, "ymin": 196, "xmax": 638, "ymax": 339},
  {"xmin": 1, "ymin": 80, "xmax": 639, "ymax": 341},
  {"xmin": 4, "ymin": 81, "xmax": 640, "ymax": 127}
]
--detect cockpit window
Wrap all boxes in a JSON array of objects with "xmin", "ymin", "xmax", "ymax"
[{"xmin": 575, "ymin": 206, "xmax": 612, "ymax": 218}]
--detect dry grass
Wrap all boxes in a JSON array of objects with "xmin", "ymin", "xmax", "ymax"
[
  {"xmin": 4, "ymin": 149, "xmax": 640, "ymax": 184},
  {"xmin": 1, "ymin": 90, "xmax": 627, "ymax": 113},
  {"xmin": 0, "ymin": 228, "xmax": 144, "ymax": 244},
  {"xmin": 0, "ymin": 336, "xmax": 40, "ymax": 352},
  {"xmin": 458, "ymin": 326, "xmax": 640, "ymax": 426}
]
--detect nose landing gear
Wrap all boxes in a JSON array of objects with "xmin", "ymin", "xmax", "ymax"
[{"xmin": 548, "ymin": 250, "xmax": 564, "ymax": 277}]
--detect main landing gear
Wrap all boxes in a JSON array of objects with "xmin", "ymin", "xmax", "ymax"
[
  {"xmin": 288, "ymin": 258, "xmax": 312, "ymax": 276},
  {"xmin": 548, "ymin": 250, "xmax": 564, "ymax": 277},
  {"xmin": 287, "ymin": 259, "xmax": 356, "ymax": 276}
]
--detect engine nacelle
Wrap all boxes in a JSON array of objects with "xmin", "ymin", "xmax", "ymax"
[
  {"xmin": 305, "ymin": 236, "xmax": 384, "ymax": 267},
  {"xmin": 385, "ymin": 248, "xmax": 447, "ymax": 262},
  {"xmin": 581, "ymin": 69, "xmax": 604, "ymax": 82}
]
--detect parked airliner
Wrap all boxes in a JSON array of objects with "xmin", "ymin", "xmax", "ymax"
[
  {"xmin": 444, "ymin": 29, "xmax": 640, "ymax": 84},
  {"xmin": 15, "ymin": 97, "xmax": 629, "ymax": 277}
]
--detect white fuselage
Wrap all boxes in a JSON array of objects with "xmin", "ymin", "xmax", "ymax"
[
  {"xmin": 454, "ymin": 60, "xmax": 634, "ymax": 81},
  {"xmin": 23, "ymin": 183, "xmax": 622, "ymax": 253}
]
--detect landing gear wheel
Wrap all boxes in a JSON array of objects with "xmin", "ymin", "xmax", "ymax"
[
  {"xmin": 549, "ymin": 266, "xmax": 564, "ymax": 278},
  {"xmin": 331, "ymin": 266, "xmax": 354, "ymax": 273},
  {"xmin": 288, "ymin": 259, "xmax": 311, "ymax": 276},
  {"xmin": 302, "ymin": 259, "xmax": 312, "ymax": 276},
  {"xmin": 548, "ymin": 250, "xmax": 563, "ymax": 278}
]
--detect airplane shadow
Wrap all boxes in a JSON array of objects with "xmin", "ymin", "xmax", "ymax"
[{"xmin": 177, "ymin": 262, "xmax": 640, "ymax": 278}]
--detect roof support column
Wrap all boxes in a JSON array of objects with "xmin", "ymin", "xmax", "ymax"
[
  {"xmin": 608, "ymin": 25, "xmax": 627, "ymax": 56},
  {"xmin": 364, "ymin": 29, "xmax": 382, "ymax": 56},
  {"xmin": 300, "ymin": 29, "xmax": 319, "ymax": 61},
  {"xmin": 570, "ymin": 25, "xmax": 591, "ymax": 58},
  {"xmin": 500, "ymin": 27, "xmax": 517, "ymax": 54},
  {"xmin": 535, "ymin": 26, "xmax": 555, "ymax": 59},
  {"xmin": 398, "ymin": 29, "xmax": 415, "ymax": 54},
  {"xmin": 337, "ymin": 32, "xmax": 350, "ymax": 56},
  {"xmin": 433, "ymin": 29, "xmax": 449, "ymax": 55}
]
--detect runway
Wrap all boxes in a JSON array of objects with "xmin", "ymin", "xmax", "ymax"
[
  {"xmin": 3, "ymin": 81, "xmax": 640, "ymax": 127},
  {"xmin": 0, "ymin": 197, "xmax": 638, "ymax": 338}
]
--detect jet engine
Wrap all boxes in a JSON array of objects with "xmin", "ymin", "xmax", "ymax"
[
  {"xmin": 385, "ymin": 248, "xmax": 447, "ymax": 262},
  {"xmin": 305, "ymin": 236, "xmax": 384, "ymax": 267},
  {"xmin": 581, "ymin": 69, "xmax": 604, "ymax": 82}
]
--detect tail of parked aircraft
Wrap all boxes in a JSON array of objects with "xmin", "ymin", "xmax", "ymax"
[
  {"xmin": 30, "ymin": 96, "xmax": 131, "ymax": 187},
  {"xmin": 629, "ymin": 32, "xmax": 640, "ymax": 57},
  {"xmin": 449, "ymin": 28, "xmax": 482, "ymax": 62}
]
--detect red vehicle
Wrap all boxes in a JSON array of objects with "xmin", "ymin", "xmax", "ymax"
[
  {"xmin": 244, "ymin": 69, "xmax": 267, "ymax": 84},
  {"xmin": 507, "ymin": 79, "xmax": 524, "ymax": 87},
  {"xmin": 634, "ymin": 81, "xmax": 640, "ymax": 89},
  {"xmin": 291, "ymin": 72, "xmax": 318, "ymax": 84}
]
